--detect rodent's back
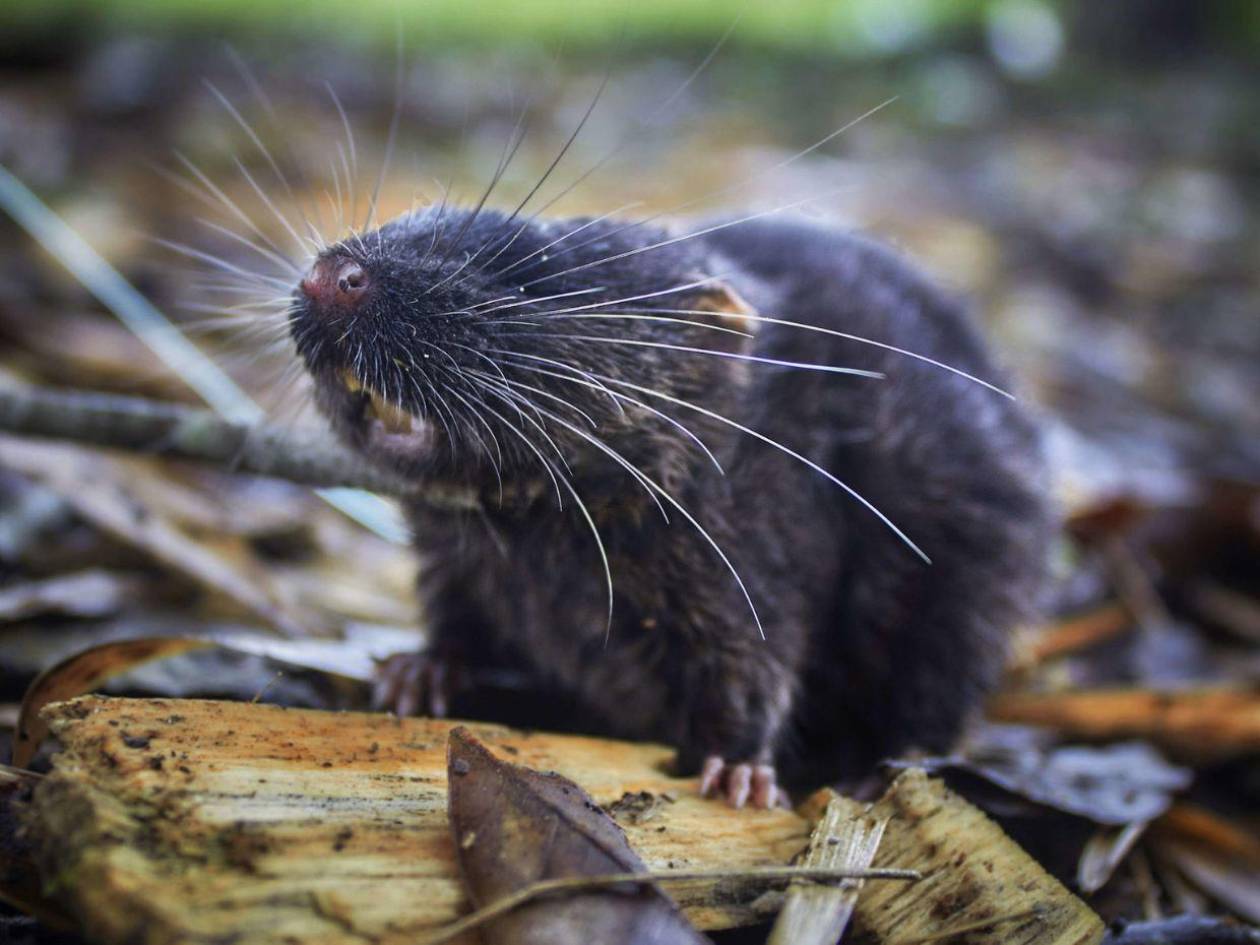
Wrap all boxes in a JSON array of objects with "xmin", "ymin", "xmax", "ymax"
[{"xmin": 700, "ymin": 218, "xmax": 1051, "ymax": 777}]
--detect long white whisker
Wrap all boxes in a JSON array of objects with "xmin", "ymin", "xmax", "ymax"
[
  {"xmin": 468, "ymin": 380, "xmax": 614, "ymax": 632},
  {"xmin": 486, "ymin": 377, "xmax": 765, "ymax": 639},
  {"xmin": 475, "ymin": 372, "xmax": 668, "ymax": 522},
  {"xmin": 464, "ymin": 376, "xmax": 565, "ymax": 508},
  {"xmin": 168, "ymin": 153, "xmax": 292, "ymax": 262},
  {"xmin": 194, "ymin": 217, "xmax": 301, "ymax": 275},
  {"xmin": 469, "ymin": 367, "xmax": 598, "ymax": 430},
  {"xmin": 486, "ymin": 273, "xmax": 724, "ymax": 320},
  {"xmin": 519, "ymin": 189, "xmax": 846, "ymax": 290},
  {"xmin": 593, "ymin": 370, "xmax": 929, "ymax": 563},
  {"xmin": 485, "ymin": 311, "xmax": 752, "ymax": 341},
  {"xmin": 490, "ymin": 202, "xmax": 644, "ymax": 280},
  {"xmin": 467, "ymin": 285, "xmax": 606, "ymax": 315},
  {"xmin": 543, "ymin": 308, "xmax": 1015, "ymax": 399},
  {"xmin": 471, "ymin": 71, "xmax": 612, "ymax": 273},
  {"xmin": 494, "ymin": 22, "xmax": 737, "ymax": 248},
  {"xmin": 517, "ymin": 333, "xmax": 885, "ymax": 378},
  {"xmin": 493, "ymin": 352, "xmax": 724, "ymax": 474},
  {"xmin": 426, "ymin": 366, "xmax": 506, "ymax": 494},
  {"xmin": 230, "ymin": 155, "xmax": 318, "ymax": 257},
  {"xmin": 515, "ymin": 99, "xmax": 895, "ymax": 278},
  {"xmin": 365, "ymin": 32, "xmax": 404, "ymax": 233},
  {"xmin": 484, "ymin": 347, "xmax": 625, "ymax": 418},
  {"xmin": 154, "ymin": 238, "xmax": 291, "ymax": 289}
]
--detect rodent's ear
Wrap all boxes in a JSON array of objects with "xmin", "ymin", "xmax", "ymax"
[{"xmin": 690, "ymin": 282, "xmax": 759, "ymax": 353}]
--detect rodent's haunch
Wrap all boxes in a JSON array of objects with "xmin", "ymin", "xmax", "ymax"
[{"xmin": 290, "ymin": 207, "xmax": 1052, "ymax": 808}]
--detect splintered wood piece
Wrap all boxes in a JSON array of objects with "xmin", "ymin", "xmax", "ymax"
[
  {"xmin": 988, "ymin": 687, "xmax": 1260, "ymax": 763},
  {"xmin": 850, "ymin": 769, "xmax": 1104, "ymax": 945},
  {"xmin": 25, "ymin": 696, "xmax": 809, "ymax": 945},
  {"xmin": 767, "ymin": 789, "xmax": 884, "ymax": 945},
  {"xmin": 444, "ymin": 727, "xmax": 708, "ymax": 945}
]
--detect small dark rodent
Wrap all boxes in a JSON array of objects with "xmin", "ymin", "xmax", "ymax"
[{"xmin": 290, "ymin": 206, "xmax": 1053, "ymax": 808}]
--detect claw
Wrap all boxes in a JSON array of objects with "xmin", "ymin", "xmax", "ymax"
[
  {"xmin": 372, "ymin": 651, "xmax": 454, "ymax": 718},
  {"xmin": 696, "ymin": 755, "xmax": 784, "ymax": 809},
  {"xmin": 727, "ymin": 763, "xmax": 752, "ymax": 808},
  {"xmin": 699, "ymin": 755, "xmax": 726, "ymax": 797},
  {"xmin": 752, "ymin": 765, "xmax": 783, "ymax": 809}
]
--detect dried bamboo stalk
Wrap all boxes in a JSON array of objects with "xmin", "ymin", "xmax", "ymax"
[{"xmin": 768, "ymin": 789, "xmax": 885, "ymax": 945}]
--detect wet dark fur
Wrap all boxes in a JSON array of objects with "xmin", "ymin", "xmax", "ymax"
[{"xmin": 290, "ymin": 206, "xmax": 1053, "ymax": 787}]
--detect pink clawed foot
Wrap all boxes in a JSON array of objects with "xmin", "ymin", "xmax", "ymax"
[
  {"xmin": 698, "ymin": 755, "xmax": 787, "ymax": 809},
  {"xmin": 372, "ymin": 651, "xmax": 452, "ymax": 718}
]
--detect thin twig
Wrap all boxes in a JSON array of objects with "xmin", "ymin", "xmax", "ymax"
[
  {"xmin": 408, "ymin": 865, "xmax": 921, "ymax": 945},
  {"xmin": 0, "ymin": 382, "xmax": 487, "ymax": 512},
  {"xmin": 0, "ymin": 162, "xmax": 406, "ymax": 542}
]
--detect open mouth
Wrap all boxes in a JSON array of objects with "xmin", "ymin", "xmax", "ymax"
[{"xmin": 338, "ymin": 368, "xmax": 417, "ymax": 435}]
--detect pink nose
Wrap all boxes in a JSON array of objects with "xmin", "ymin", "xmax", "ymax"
[{"xmin": 300, "ymin": 257, "xmax": 369, "ymax": 310}]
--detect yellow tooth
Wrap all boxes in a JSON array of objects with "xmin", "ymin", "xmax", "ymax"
[
  {"xmin": 339, "ymin": 369, "xmax": 363, "ymax": 394},
  {"xmin": 368, "ymin": 390, "xmax": 414, "ymax": 434}
]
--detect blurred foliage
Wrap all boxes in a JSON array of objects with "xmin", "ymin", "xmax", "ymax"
[{"xmin": 0, "ymin": 0, "xmax": 1257, "ymax": 58}]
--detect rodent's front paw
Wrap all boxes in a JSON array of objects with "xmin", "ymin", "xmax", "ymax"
[
  {"xmin": 698, "ymin": 755, "xmax": 787, "ymax": 810},
  {"xmin": 371, "ymin": 650, "xmax": 456, "ymax": 718}
]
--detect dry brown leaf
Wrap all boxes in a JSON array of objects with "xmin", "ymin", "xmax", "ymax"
[
  {"xmin": 2, "ymin": 307, "xmax": 186, "ymax": 400},
  {"xmin": 12, "ymin": 638, "xmax": 211, "ymax": 768},
  {"xmin": 445, "ymin": 726, "xmax": 709, "ymax": 945},
  {"xmin": 904, "ymin": 736, "xmax": 1190, "ymax": 826}
]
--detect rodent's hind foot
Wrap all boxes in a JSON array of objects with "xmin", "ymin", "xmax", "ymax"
[
  {"xmin": 698, "ymin": 755, "xmax": 787, "ymax": 810},
  {"xmin": 371, "ymin": 650, "xmax": 455, "ymax": 718}
]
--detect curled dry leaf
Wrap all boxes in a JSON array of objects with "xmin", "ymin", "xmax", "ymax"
[
  {"xmin": 902, "ymin": 735, "xmax": 1192, "ymax": 826},
  {"xmin": 12, "ymin": 637, "xmax": 211, "ymax": 768},
  {"xmin": 445, "ymin": 726, "xmax": 710, "ymax": 945}
]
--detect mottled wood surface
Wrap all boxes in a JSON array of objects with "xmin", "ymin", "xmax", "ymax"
[
  {"xmin": 27, "ymin": 696, "xmax": 810, "ymax": 945},
  {"xmin": 851, "ymin": 769, "xmax": 1104, "ymax": 945}
]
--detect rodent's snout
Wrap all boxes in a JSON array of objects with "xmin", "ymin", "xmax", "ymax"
[{"xmin": 299, "ymin": 257, "xmax": 370, "ymax": 312}]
